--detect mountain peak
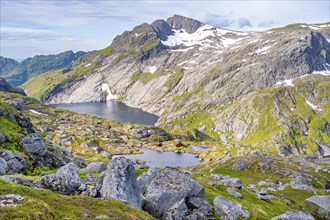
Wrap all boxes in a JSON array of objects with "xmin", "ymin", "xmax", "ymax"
[{"xmin": 166, "ymin": 15, "xmax": 204, "ymax": 34}]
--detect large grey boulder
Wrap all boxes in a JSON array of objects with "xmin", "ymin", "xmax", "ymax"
[
  {"xmin": 272, "ymin": 211, "xmax": 315, "ymax": 220},
  {"xmin": 41, "ymin": 163, "xmax": 82, "ymax": 195},
  {"xmin": 143, "ymin": 167, "xmax": 204, "ymax": 218},
  {"xmin": 290, "ymin": 176, "xmax": 315, "ymax": 193},
  {"xmin": 100, "ymin": 157, "xmax": 142, "ymax": 209},
  {"xmin": 305, "ymin": 195, "xmax": 330, "ymax": 219},
  {"xmin": 20, "ymin": 136, "xmax": 47, "ymax": 156},
  {"xmin": 162, "ymin": 199, "xmax": 188, "ymax": 220},
  {"xmin": 138, "ymin": 167, "xmax": 159, "ymax": 194},
  {"xmin": 0, "ymin": 150, "xmax": 25, "ymax": 174},
  {"xmin": 0, "ymin": 158, "xmax": 7, "ymax": 175},
  {"xmin": 213, "ymin": 196, "xmax": 249, "ymax": 220},
  {"xmin": 83, "ymin": 162, "xmax": 107, "ymax": 173}
]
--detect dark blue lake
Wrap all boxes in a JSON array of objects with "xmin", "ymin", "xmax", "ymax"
[{"xmin": 52, "ymin": 101, "xmax": 159, "ymax": 126}]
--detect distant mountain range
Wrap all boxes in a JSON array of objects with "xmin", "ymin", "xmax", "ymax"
[
  {"xmin": 0, "ymin": 51, "xmax": 87, "ymax": 86},
  {"xmin": 4, "ymin": 15, "xmax": 330, "ymax": 157}
]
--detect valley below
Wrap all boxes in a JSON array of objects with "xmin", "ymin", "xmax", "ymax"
[{"xmin": 1, "ymin": 15, "xmax": 330, "ymax": 220}]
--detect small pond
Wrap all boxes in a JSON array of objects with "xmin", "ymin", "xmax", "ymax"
[{"xmin": 113, "ymin": 148, "xmax": 201, "ymax": 168}]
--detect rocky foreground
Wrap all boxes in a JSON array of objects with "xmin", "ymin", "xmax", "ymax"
[{"xmin": 0, "ymin": 80, "xmax": 330, "ymax": 219}]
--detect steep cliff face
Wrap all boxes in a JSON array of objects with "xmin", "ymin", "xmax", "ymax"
[{"xmin": 22, "ymin": 16, "xmax": 330, "ymax": 156}]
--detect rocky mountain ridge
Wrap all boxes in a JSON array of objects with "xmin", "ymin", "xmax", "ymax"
[
  {"xmin": 0, "ymin": 50, "xmax": 87, "ymax": 86},
  {"xmin": 20, "ymin": 16, "xmax": 330, "ymax": 157}
]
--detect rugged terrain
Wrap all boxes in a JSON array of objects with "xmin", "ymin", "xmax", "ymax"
[
  {"xmin": 0, "ymin": 50, "xmax": 86, "ymax": 86},
  {"xmin": 1, "ymin": 15, "xmax": 330, "ymax": 219},
  {"xmin": 21, "ymin": 15, "xmax": 330, "ymax": 157}
]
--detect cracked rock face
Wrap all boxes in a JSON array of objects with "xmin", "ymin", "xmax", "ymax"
[
  {"xmin": 41, "ymin": 163, "xmax": 82, "ymax": 195},
  {"xmin": 100, "ymin": 157, "xmax": 143, "ymax": 209},
  {"xmin": 272, "ymin": 211, "xmax": 315, "ymax": 220},
  {"xmin": 0, "ymin": 194, "xmax": 25, "ymax": 207},
  {"xmin": 305, "ymin": 195, "xmax": 330, "ymax": 219},
  {"xmin": 213, "ymin": 196, "xmax": 250, "ymax": 220},
  {"xmin": 143, "ymin": 167, "xmax": 205, "ymax": 218}
]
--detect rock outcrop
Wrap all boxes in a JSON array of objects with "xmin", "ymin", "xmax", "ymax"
[
  {"xmin": 143, "ymin": 167, "xmax": 207, "ymax": 218},
  {"xmin": 0, "ymin": 194, "xmax": 25, "ymax": 207},
  {"xmin": 137, "ymin": 167, "xmax": 158, "ymax": 194},
  {"xmin": 272, "ymin": 211, "xmax": 315, "ymax": 220},
  {"xmin": 100, "ymin": 157, "xmax": 142, "ymax": 209},
  {"xmin": 213, "ymin": 196, "xmax": 249, "ymax": 220},
  {"xmin": 290, "ymin": 176, "xmax": 315, "ymax": 193},
  {"xmin": 305, "ymin": 195, "xmax": 330, "ymax": 219},
  {"xmin": 21, "ymin": 136, "xmax": 47, "ymax": 156},
  {"xmin": 0, "ymin": 150, "xmax": 26, "ymax": 174},
  {"xmin": 83, "ymin": 162, "xmax": 107, "ymax": 173},
  {"xmin": 41, "ymin": 163, "xmax": 82, "ymax": 195}
]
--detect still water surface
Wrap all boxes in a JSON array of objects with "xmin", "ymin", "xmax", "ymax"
[
  {"xmin": 52, "ymin": 101, "xmax": 159, "ymax": 126},
  {"xmin": 113, "ymin": 148, "xmax": 201, "ymax": 168}
]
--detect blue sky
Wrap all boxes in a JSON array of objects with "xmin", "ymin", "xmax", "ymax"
[{"xmin": 1, "ymin": 0, "xmax": 329, "ymax": 60}]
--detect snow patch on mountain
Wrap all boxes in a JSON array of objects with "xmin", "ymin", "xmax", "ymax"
[
  {"xmin": 148, "ymin": 66, "xmax": 157, "ymax": 74},
  {"xmin": 101, "ymin": 83, "xmax": 118, "ymax": 101},
  {"xmin": 161, "ymin": 24, "xmax": 248, "ymax": 49},
  {"xmin": 305, "ymin": 100, "xmax": 323, "ymax": 111}
]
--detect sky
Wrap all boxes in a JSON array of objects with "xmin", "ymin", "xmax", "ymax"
[{"xmin": 1, "ymin": 0, "xmax": 329, "ymax": 60}]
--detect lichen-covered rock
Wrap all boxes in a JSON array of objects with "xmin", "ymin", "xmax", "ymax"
[
  {"xmin": 305, "ymin": 195, "xmax": 330, "ymax": 219},
  {"xmin": 0, "ymin": 150, "xmax": 25, "ymax": 174},
  {"xmin": 83, "ymin": 162, "xmax": 107, "ymax": 173},
  {"xmin": 0, "ymin": 134, "xmax": 6, "ymax": 144},
  {"xmin": 227, "ymin": 187, "xmax": 242, "ymax": 199},
  {"xmin": 272, "ymin": 211, "xmax": 315, "ymax": 220},
  {"xmin": 290, "ymin": 176, "xmax": 315, "ymax": 193},
  {"xmin": 138, "ymin": 167, "xmax": 158, "ymax": 194},
  {"xmin": 100, "ymin": 157, "xmax": 142, "ymax": 209},
  {"xmin": 213, "ymin": 196, "xmax": 249, "ymax": 220},
  {"xmin": 186, "ymin": 196, "xmax": 213, "ymax": 218},
  {"xmin": 143, "ymin": 167, "xmax": 204, "ymax": 218},
  {"xmin": 21, "ymin": 136, "xmax": 47, "ymax": 156},
  {"xmin": 41, "ymin": 163, "xmax": 82, "ymax": 195},
  {"xmin": 0, "ymin": 194, "xmax": 25, "ymax": 207},
  {"xmin": 0, "ymin": 158, "xmax": 7, "ymax": 175},
  {"xmin": 162, "ymin": 199, "xmax": 188, "ymax": 220}
]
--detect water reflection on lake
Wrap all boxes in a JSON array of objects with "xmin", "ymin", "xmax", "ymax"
[
  {"xmin": 52, "ymin": 101, "xmax": 159, "ymax": 126},
  {"xmin": 113, "ymin": 148, "xmax": 201, "ymax": 168}
]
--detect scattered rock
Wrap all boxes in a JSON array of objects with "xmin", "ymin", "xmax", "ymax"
[
  {"xmin": 213, "ymin": 196, "xmax": 249, "ymax": 219},
  {"xmin": 21, "ymin": 136, "xmax": 47, "ymax": 156},
  {"xmin": 290, "ymin": 176, "xmax": 315, "ymax": 193},
  {"xmin": 0, "ymin": 150, "xmax": 25, "ymax": 174},
  {"xmin": 227, "ymin": 187, "xmax": 242, "ymax": 199},
  {"xmin": 143, "ymin": 167, "xmax": 204, "ymax": 218},
  {"xmin": 0, "ymin": 194, "xmax": 25, "ymax": 207},
  {"xmin": 100, "ymin": 157, "xmax": 142, "ymax": 209},
  {"xmin": 305, "ymin": 195, "xmax": 330, "ymax": 219},
  {"xmin": 218, "ymin": 177, "xmax": 243, "ymax": 189},
  {"xmin": 100, "ymin": 151, "xmax": 112, "ymax": 159},
  {"xmin": 272, "ymin": 211, "xmax": 315, "ymax": 220},
  {"xmin": 0, "ymin": 134, "xmax": 6, "ymax": 144},
  {"xmin": 0, "ymin": 158, "xmax": 8, "ymax": 175},
  {"xmin": 256, "ymin": 188, "xmax": 274, "ymax": 202},
  {"xmin": 83, "ymin": 162, "xmax": 107, "ymax": 173},
  {"xmin": 138, "ymin": 167, "xmax": 159, "ymax": 194},
  {"xmin": 41, "ymin": 163, "xmax": 82, "ymax": 195},
  {"xmin": 186, "ymin": 196, "xmax": 213, "ymax": 217}
]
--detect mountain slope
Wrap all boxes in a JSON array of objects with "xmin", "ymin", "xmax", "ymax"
[
  {"xmin": 23, "ymin": 15, "xmax": 330, "ymax": 156},
  {"xmin": 1, "ymin": 51, "xmax": 87, "ymax": 86}
]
